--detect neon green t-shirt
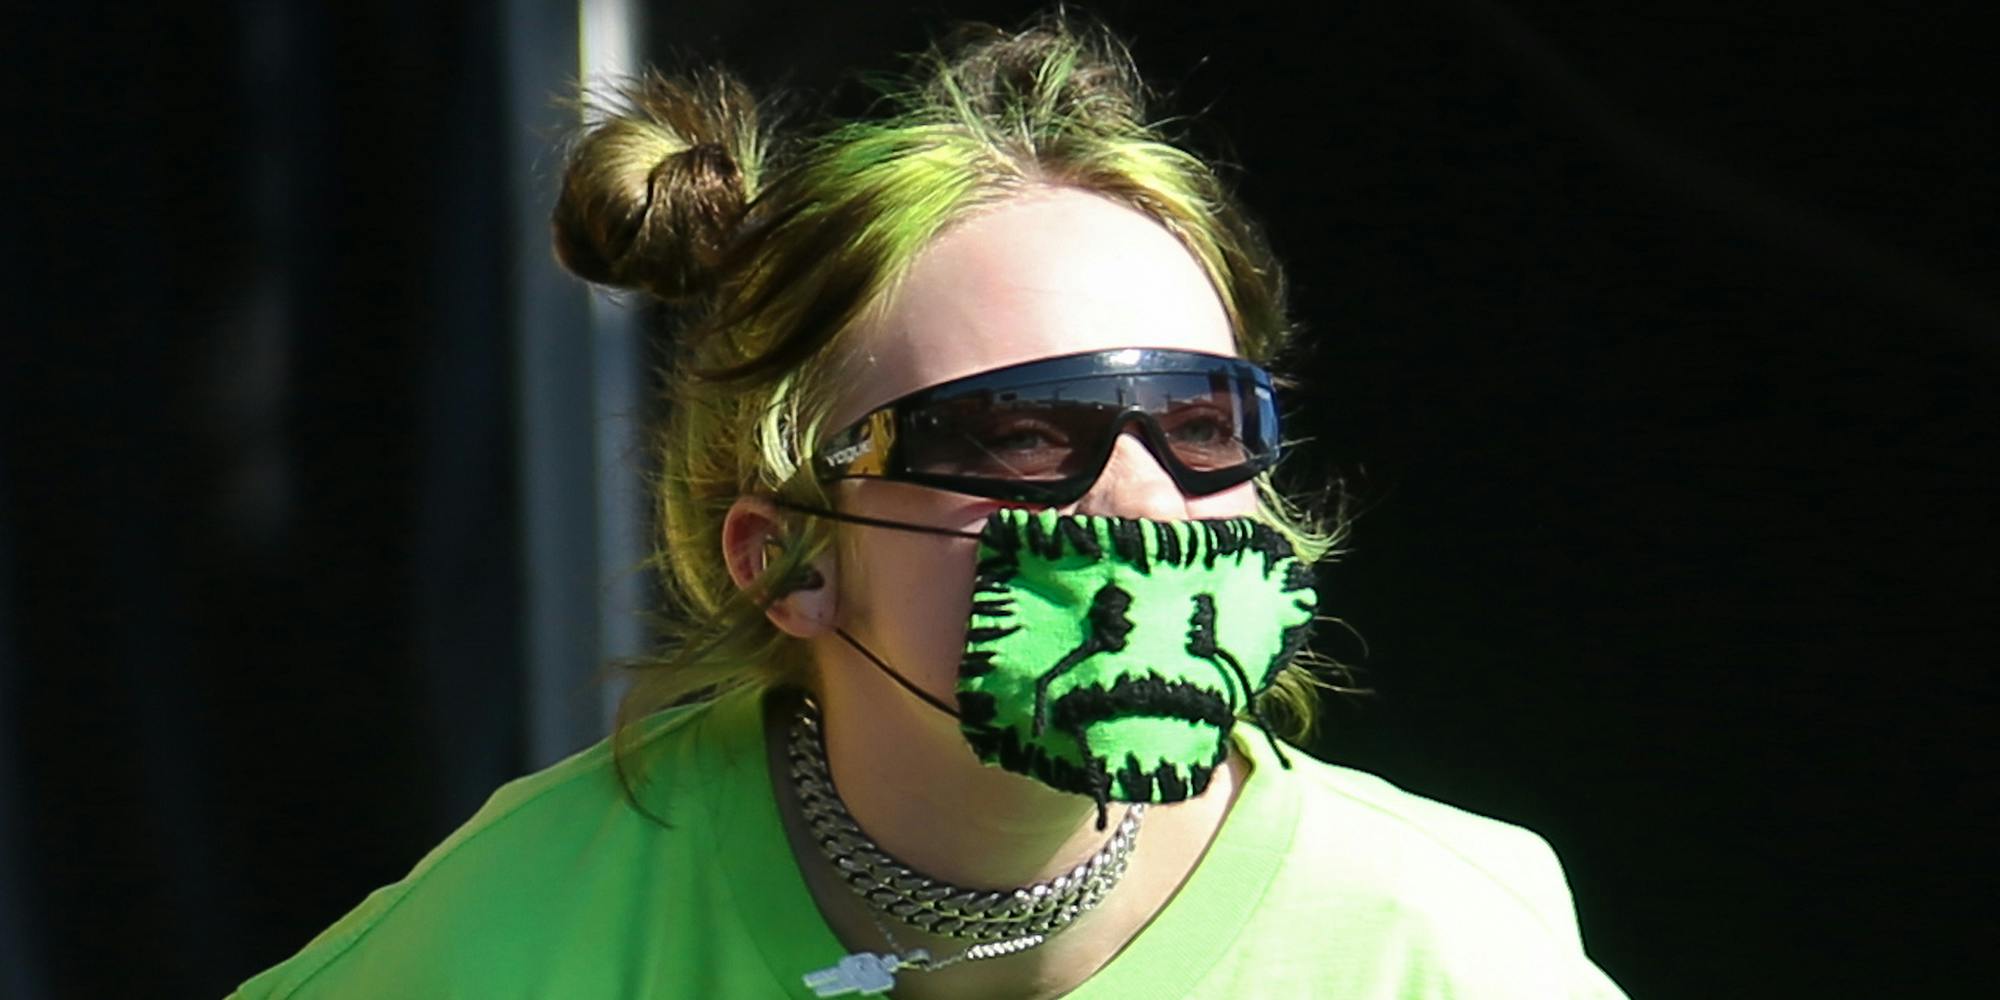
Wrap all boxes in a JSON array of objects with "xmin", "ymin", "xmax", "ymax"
[{"xmin": 230, "ymin": 687, "xmax": 1628, "ymax": 998}]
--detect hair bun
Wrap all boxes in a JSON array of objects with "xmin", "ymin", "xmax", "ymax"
[{"xmin": 551, "ymin": 72, "xmax": 763, "ymax": 305}]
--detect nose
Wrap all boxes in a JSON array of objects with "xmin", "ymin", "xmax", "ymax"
[{"xmin": 1069, "ymin": 431, "xmax": 1191, "ymax": 521}]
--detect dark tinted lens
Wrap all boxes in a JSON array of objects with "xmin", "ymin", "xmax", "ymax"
[
  {"xmin": 898, "ymin": 394, "xmax": 1112, "ymax": 481},
  {"xmin": 1135, "ymin": 373, "xmax": 1268, "ymax": 471},
  {"xmin": 882, "ymin": 359, "xmax": 1277, "ymax": 495}
]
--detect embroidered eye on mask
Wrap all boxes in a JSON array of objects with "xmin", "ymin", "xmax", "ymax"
[{"xmin": 956, "ymin": 510, "xmax": 1317, "ymax": 823}]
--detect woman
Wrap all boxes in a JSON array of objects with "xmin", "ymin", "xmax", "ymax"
[{"xmin": 233, "ymin": 17, "xmax": 1626, "ymax": 999}]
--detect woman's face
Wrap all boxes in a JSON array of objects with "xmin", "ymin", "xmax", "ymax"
[{"xmin": 819, "ymin": 186, "xmax": 1259, "ymax": 711}]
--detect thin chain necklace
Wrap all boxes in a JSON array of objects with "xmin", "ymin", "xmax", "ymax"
[{"xmin": 788, "ymin": 698, "xmax": 1145, "ymax": 995}]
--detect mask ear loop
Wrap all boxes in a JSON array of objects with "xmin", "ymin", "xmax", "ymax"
[
  {"xmin": 769, "ymin": 498, "xmax": 974, "ymax": 719},
  {"xmin": 772, "ymin": 499, "xmax": 985, "ymax": 540},
  {"xmin": 833, "ymin": 627, "xmax": 963, "ymax": 720}
]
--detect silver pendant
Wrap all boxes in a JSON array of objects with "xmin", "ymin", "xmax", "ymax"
[{"xmin": 802, "ymin": 950, "xmax": 929, "ymax": 997}]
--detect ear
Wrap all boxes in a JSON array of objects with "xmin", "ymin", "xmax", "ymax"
[{"xmin": 721, "ymin": 496, "xmax": 837, "ymax": 639}]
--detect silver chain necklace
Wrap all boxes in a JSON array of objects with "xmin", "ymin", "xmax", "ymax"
[{"xmin": 788, "ymin": 699, "xmax": 1145, "ymax": 995}]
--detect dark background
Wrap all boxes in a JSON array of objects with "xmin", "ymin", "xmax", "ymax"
[{"xmin": 4, "ymin": 2, "xmax": 1993, "ymax": 997}]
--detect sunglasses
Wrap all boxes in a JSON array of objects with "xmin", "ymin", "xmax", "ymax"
[{"xmin": 812, "ymin": 348, "xmax": 1282, "ymax": 504}]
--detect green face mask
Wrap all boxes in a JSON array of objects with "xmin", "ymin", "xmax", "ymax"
[{"xmin": 957, "ymin": 510, "xmax": 1317, "ymax": 819}]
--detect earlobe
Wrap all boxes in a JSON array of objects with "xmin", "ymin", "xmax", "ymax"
[
  {"xmin": 768, "ymin": 558, "xmax": 837, "ymax": 639},
  {"xmin": 721, "ymin": 495, "xmax": 837, "ymax": 639}
]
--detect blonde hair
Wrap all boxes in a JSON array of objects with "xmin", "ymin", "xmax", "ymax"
[{"xmin": 549, "ymin": 15, "xmax": 1347, "ymax": 798}]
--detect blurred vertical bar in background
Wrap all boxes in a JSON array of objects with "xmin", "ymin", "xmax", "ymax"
[
  {"xmin": 504, "ymin": 0, "xmax": 647, "ymax": 769},
  {"xmin": 579, "ymin": 0, "xmax": 651, "ymax": 745}
]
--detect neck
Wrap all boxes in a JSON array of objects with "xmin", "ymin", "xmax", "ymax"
[
  {"xmin": 767, "ymin": 662, "xmax": 1250, "ymax": 999},
  {"xmin": 820, "ymin": 683, "xmax": 1121, "ymax": 888}
]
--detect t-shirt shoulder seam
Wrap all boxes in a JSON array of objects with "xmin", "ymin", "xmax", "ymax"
[{"xmin": 260, "ymin": 701, "xmax": 714, "ymax": 997}]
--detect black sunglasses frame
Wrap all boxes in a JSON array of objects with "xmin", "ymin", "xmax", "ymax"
[{"xmin": 811, "ymin": 348, "xmax": 1283, "ymax": 505}]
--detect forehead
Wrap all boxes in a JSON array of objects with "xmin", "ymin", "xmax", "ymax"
[{"xmin": 832, "ymin": 187, "xmax": 1236, "ymax": 427}]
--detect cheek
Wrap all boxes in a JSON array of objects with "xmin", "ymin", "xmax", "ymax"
[
  {"xmin": 846, "ymin": 541, "xmax": 979, "ymax": 684},
  {"xmin": 843, "ymin": 534, "xmax": 971, "ymax": 613},
  {"xmin": 1185, "ymin": 480, "xmax": 1262, "ymax": 519},
  {"xmin": 834, "ymin": 483, "xmax": 984, "ymax": 680}
]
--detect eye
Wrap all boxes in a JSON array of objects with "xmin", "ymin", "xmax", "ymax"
[
  {"xmin": 1160, "ymin": 403, "xmax": 1248, "ymax": 468},
  {"xmin": 903, "ymin": 412, "xmax": 1078, "ymax": 479},
  {"xmin": 1167, "ymin": 415, "xmax": 1231, "ymax": 444},
  {"xmin": 1161, "ymin": 404, "xmax": 1238, "ymax": 444},
  {"xmin": 980, "ymin": 420, "xmax": 1069, "ymax": 452}
]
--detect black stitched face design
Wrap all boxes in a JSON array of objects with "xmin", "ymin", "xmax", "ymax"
[{"xmin": 957, "ymin": 510, "xmax": 1317, "ymax": 821}]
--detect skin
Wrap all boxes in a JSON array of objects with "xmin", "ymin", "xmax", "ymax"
[{"xmin": 722, "ymin": 186, "xmax": 1260, "ymax": 999}]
